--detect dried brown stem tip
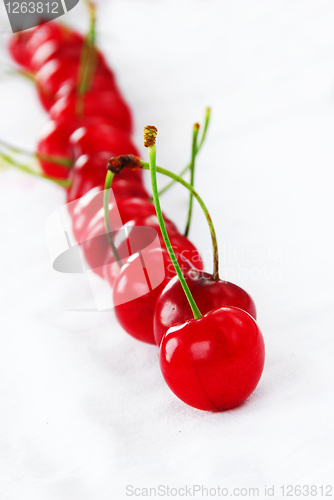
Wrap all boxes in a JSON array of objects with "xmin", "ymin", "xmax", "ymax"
[
  {"xmin": 144, "ymin": 126, "xmax": 158, "ymax": 148},
  {"xmin": 108, "ymin": 155, "xmax": 141, "ymax": 174}
]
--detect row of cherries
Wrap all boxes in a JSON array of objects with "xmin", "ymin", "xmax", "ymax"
[{"xmin": 8, "ymin": 17, "xmax": 265, "ymax": 412}]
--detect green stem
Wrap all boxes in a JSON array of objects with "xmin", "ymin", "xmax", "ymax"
[
  {"xmin": 197, "ymin": 107, "xmax": 211, "ymax": 151},
  {"xmin": 76, "ymin": 1, "xmax": 97, "ymax": 114},
  {"xmin": 140, "ymin": 160, "xmax": 219, "ymax": 281},
  {"xmin": 0, "ymin": 153, "xmax": 71, "ymax": 187},
  {"xmin": 156, "ymin": 107, "xmax": 211, "ymax": 197},
  {"xmin": 184, "ymin": 123, "xmax": 199, "ymax": 237},
  {"xmin": 103, "ymin": 170, "xmax": 122, "ymax": 266},
  {"xmin": 36, "ymin": 153, "xmax": 73, "ymax": 167},
  {"xmin": 0, "ymin": 138, "xmax": 72, "ymax": 167},
  {"xmin": 6, "ymin": 69, "xmax": 35, "ymax": 81},
  {"xmin": 147, "ymin": 143, "xmax": 202, "ymax": 320}
]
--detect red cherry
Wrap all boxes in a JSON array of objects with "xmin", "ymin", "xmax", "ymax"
[
  {"xmin": 26, "ymin": 22, "xmax": 69, "ymax": 67},
  {"xmin": 69, "ymin": 123, "xmax": 139, "ymax": 158},
  {"xmin": 50, "ymin": 91, "xmax": 133, "ymax": 133},
  {"xmin": 159, "ymin": 306, "xmax": 265, "ymax": 411},
  {"xmin": 30, "ymin": 33, "xmax": 84, "ymax": 71},
  {"xmin": 113, "ymin": 248, "xmax": 194, "ymax": 345},
  {"xmin": 9, "ymin": 23, "xmax": 83, "ymax": 72},
  {"xmin": 154, "ymin": 270, "xmax": 256, "ymax": 346}
]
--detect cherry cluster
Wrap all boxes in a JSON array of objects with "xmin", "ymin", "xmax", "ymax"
[{"xmin": 8, "ymin": 17, "xmax": 265, "ymax": 412}]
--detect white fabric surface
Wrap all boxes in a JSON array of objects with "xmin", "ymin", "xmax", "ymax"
[{"xmin": 1, "ymin": 1, "xmax": 334, "ymax": 498}]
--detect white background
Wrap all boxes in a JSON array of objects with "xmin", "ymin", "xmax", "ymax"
[{"xmin": 1, "ymin": 1, "xmax": 334, "ymax": 498}]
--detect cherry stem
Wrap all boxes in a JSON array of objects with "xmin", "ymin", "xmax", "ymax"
[
  {"xmin": 0, "ymin": 138, "xmax": 73, "ymax": 167},
  {"xmin": 76, "ymin": 1, "xmax": 97, "ymax": 114},
  {"xmin": 156, "ymin": 107, "xmax": 211, "ymax": 197},
  {"xmin": 140, "ymin": 160, "xmax": 219, "ymax": 281},
  {"xmin": 184, "ymin": 123, "xmax": 200, "ymax": 237},
  {"xmin": 145, "ymin": 127, "xmax": 202, "ymax": 320},
  {"xmin": 0, "ymin": 152, "xmax": 71, "ymax": 187},
  {"xmin": 103, "ymin": 170, "xmax": 122, "ymax": 267},
  {"xmin": 5, "ymin": 68, "xmax": 35, "ymax": 81}
]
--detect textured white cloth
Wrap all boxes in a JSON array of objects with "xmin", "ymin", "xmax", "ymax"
[{"xmin": 1, "ymin": 1, "xmax": 334, "ymax": 498}]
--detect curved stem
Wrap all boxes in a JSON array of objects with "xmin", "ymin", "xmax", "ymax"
[
  {"xmin": 147, "ymin": 142, "xmax": 202, "ymax": 320},
  {"xmin": 140, "ymin": 160, "xmax": 219, "ymax": 281},
  {"xmin": 156, "ymin": 107, "xmax": 211, "ymax": 197},
  {"xmin": 0, "ymin": 152, "xmax": 71, "ymax": 187},
  {"xmin": 184, "ymin": 123, "xmax": 199, "ymax": 237},
  {"xmin": 103, "ymin": 170, "xmax": 121, "ymax": 267},
  {"xmin": 0, "ymin": 138, "xmax": 72, "ymax": 167}
]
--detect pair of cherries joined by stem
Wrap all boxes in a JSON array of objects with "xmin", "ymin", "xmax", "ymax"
[{"xmin": 106, "ymin": 127, "xmax": 265, "ymax": 411}]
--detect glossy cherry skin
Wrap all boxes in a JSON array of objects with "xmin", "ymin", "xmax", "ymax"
[
  {"xmin": 154, "ymin": 270, "xmax": 256, "ymax": 346},
  {"xmin": 69, "ymin": 123, "xmax": 139, "ymax": 158},
  {"xmin": 36, "ymin": 58, "xmax": 112, "ymax": 111},
  {"xmin": 113, "ymin": 249, "xmax": 194, "ymax": 345},
  {"xmin": 26, "ymin": 22, "xmax": 66, "ymax": 57},
  {"xmin": 9, "ymin": 23, "xmax": 84, "ymax": 72},
  {"xmin": 8, "ymin": 23, "xmax": 65, "ymax": 70},
  {"xmin": 159, "ymin": 306, "xmax": 265, "ymax": 411},
  {"xmin": 28, "ymin": 23, "xmax": 83, "ymax": 70},
  {"xmin": 50, "ymin": 91, "xmax": 133, "ymax": 134},
  {"xmin": 30, "ymin": 32, "xmax": 84, "ymax": 71}
]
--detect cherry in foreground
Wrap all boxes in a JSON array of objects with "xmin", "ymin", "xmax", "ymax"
[{"xmin": 159, "ymin": 306, "xmax": 265, "ymax": 411}]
